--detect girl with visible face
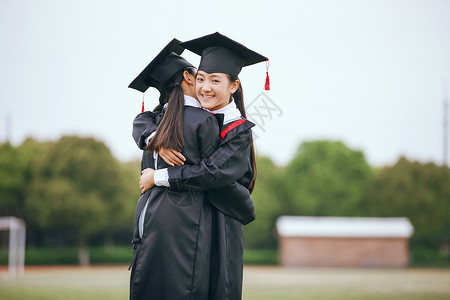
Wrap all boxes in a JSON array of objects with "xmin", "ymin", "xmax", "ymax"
[
  {"xmin": 134, "ymin": 32, "xmax": 268, "ymax": 300},
  {"xmin": 195, "ymin": 70, "xmax": 239, "ymax": 111}
]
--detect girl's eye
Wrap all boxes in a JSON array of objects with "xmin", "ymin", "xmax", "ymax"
[
  {"xmin": 197, "ymin": 77, "xmax": 203, "ymax": 82},
  {"xmin": 212, "ymin": 80, "xmax": 220, "ymax": 83}
]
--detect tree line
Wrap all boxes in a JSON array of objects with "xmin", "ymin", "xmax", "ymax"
[
  {"xmin": 1, "ymin": 137, "xmax": 449, "ymax": 263},
  {"xmin": 247, "ymin": 141, "xmax": 450, "ymax": 255}
]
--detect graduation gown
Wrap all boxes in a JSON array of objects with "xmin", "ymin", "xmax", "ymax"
[
  {"xmin": 132, "ymin": 110, "xmax": 163, "ymax": 171},
  {"xmin": 132, "ymin": 111, "xmax": 256, "ymax": 300},
  {"xmin": 168, "ymin": 119, "xmax": 255, "ymax": 300},
  {"xmin": 133, "ymin": 111, "xmax": 255, "ymax": 225},
  {"xmin": 129, "ymin": 106, "xmax": 220, "ymax": 300}
]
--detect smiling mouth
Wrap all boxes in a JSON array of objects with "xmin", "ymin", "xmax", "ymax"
[{"xmin": 201, "ymin": 94, "xmax": 215, "ymax": 99}]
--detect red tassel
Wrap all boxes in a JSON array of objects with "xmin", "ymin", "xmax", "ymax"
[
  {"xmin": 141, "ymin": 93, "xmax": 145, "ymax": 113},
  {"xmin": 264, "ymin": 60, "xmax": 270, "ymax": 91}
]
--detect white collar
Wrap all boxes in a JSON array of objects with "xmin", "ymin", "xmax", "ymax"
[
  {"xmin": 164, "ymin": 96, "xmax": 240, "ymax": 124},
  {"xmin": 163, "ymin": 95, "xmax": 202, "ymax": 110},
  {"xmin": 184, "ymin": 95, "xmax": 202, "ymax": 108},
  {"xmin": 210, "ymin": 99, "xmax": 242, "ymax": 124}
]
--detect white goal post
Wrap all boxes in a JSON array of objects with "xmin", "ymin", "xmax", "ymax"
[{"xmin": 0, "ymin": 217, "xmax": 26, "ymax": 278}]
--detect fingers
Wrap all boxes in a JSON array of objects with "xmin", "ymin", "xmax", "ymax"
[
  {"xmin": 139, "ymin": 180, "xmax": 149, "ymax": 193},
  {"xmin": 167, "ymin": 151, "xmax": 184, "ymax": 166},
  {"xmin": 139, "ymin": 169, "xmax": 155, "ymax": 193},
  {"xmin": 172, "ymin": 150, "xmax": 186, "ymax": 162},
  {"xmin": 160, "ymin": 152, "xmax": 175, "ymax": 166},
  {"xmin": 160, "ymin": 148, "xmax": 185, "ymax": 166},
  {"xmin": 139, "ymin": 174, "xmax": 147, "ymax": 192}
]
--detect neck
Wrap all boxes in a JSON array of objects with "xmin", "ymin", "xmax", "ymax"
[
  {"xmin": 183, "ymin": 90, "xmax": 196, "ymax": 98},
  {"xmin": 181, "ymin": 82, "xmax": 197, "ymax": 99}
]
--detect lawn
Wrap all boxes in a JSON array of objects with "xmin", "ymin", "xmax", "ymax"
[{"xmin": 1, "ymin": 265, "xmax": 449, "ymax": 299}]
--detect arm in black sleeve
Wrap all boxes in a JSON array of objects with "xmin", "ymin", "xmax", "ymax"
[
  {"xmin": 168, "ymin": 129, "xmax": 252, "ymax": 192},
  {"xmin": 132, "ymin": 111, "xmax": 162, "ymax": 150}
]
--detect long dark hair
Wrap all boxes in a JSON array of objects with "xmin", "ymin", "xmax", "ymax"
[
  {"xmin": 147, "ymin": 67, "xmax": 195, "ymax": 152},
  {"xmin": 228, "ymin": 74, "xmax": 257, "ymax": 193}
]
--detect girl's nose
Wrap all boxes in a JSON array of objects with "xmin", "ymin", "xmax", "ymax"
[{"xmin": 201, "ymin": 82, "xmax": 212, "ymax": 92}]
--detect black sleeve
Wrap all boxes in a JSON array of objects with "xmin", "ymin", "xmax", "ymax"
[
  {"xmin": 197, "ymin": 115, "xmax": 221, "ymax": 159},
  {"xmin": 132, "ymin": 111, "xmax": 162, "ymax": 150},
  {"xmin": 168, "ymin": 129, "xmax": 252, "ymax": 192}
]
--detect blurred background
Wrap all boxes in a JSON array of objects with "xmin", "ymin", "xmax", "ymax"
[{"xmin": 1, "ymin": 0, "xmax": 450, "ymax": 298}]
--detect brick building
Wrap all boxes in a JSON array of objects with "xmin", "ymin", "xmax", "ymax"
[{"xmin": 276, "ymin": 216, "xmax": 414, "ymax": 268}]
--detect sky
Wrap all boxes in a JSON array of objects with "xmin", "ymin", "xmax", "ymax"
[{"xmin": 1, "ymin": 0, "xmax": 449, "ymax": 167}]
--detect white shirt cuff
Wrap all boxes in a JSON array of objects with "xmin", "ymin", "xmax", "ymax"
[
  {"xmin": 154, "ymin": 168, "xmax": 170, "ymax": 187},
  {"xmin": 145, "ymin": 131, "xmax": 157, "ymax": 145}
]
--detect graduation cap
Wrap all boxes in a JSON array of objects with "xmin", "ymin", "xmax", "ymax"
[
  {"xmin": 129, "ymin": 38, "xmax": 194, "ymax": 93},
  {"xmin": 129, "ymin": 39, "xmax": 194, "ymax": 111},
  {"xmin": 180, "ymin": 32, "xmax": 270, "ymax": 89}
]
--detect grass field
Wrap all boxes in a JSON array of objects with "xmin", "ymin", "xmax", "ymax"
[{"xmin": 1, "ymin": 265, "xmax": 450, "ymax": 299}]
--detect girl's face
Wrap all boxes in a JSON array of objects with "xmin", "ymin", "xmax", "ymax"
[{"xmin": 196, "ymin": 70, "xmax": 239, "ymax": 111}]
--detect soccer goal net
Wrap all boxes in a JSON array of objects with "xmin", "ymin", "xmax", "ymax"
[{"xmin": 0, "ymin": 217, "xmax": 26, "ymax": 278}]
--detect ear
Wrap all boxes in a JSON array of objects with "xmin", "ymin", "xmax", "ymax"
[
  {"xmin": 183, "ymin": 70, "xmax": 193, "ymax": 85},
  {"xmin": 230, "ymin": 79, "xmax": 240, "ymax": 94}
]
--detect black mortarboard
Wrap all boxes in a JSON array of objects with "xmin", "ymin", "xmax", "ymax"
[
  {"xmin": 128, "ymin": 38, "xmax": 194, "ymax": 93},
  {"xmin": 180, "ymin": 32, "xmax": 268, "ymax": 77}
]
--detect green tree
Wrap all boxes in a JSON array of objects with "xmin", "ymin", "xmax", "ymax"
[
  {"xmin": 0, "ymin": 142, "xmax": 26, "ymax": 217},
  {"xmin": 110, "ymin": 159, "xmax": 142, "ymax": 245},
  {"xmin": 0, "ymin": 139, "xmax": 51, "ymax": 219},
  {"xmin": 282, "ymin": 140, "xmax": 373, "ymax": 217},
  {"xmin": 244, "ymin": 156, "xmax": 285, "ymax": 249},
  {"xmin": 25, "ymin": 136, "xmax": 125, "ymax": 264},
  {"xmin": 364, "ymin": 157, "xmax": 450, "ymax": 250}
]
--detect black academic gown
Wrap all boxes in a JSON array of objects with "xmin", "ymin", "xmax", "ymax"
[
  {"xmin": 133, "ymin": 111, "xmax": 255, "ymax": 225},
  {"xmin": 168, "ymin": 119, "xmax": 255, "ymax": 300},
  {"xmin": 129, "ymin": 106, "xmax": 220, "ymax": 300},
  {"xmin": 132, "ymin": 110, "xmax": 163, "ymax": 171},
  {"xmin": 132, "ymin": 111, "xmax": 256, "ymax": 300}
]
